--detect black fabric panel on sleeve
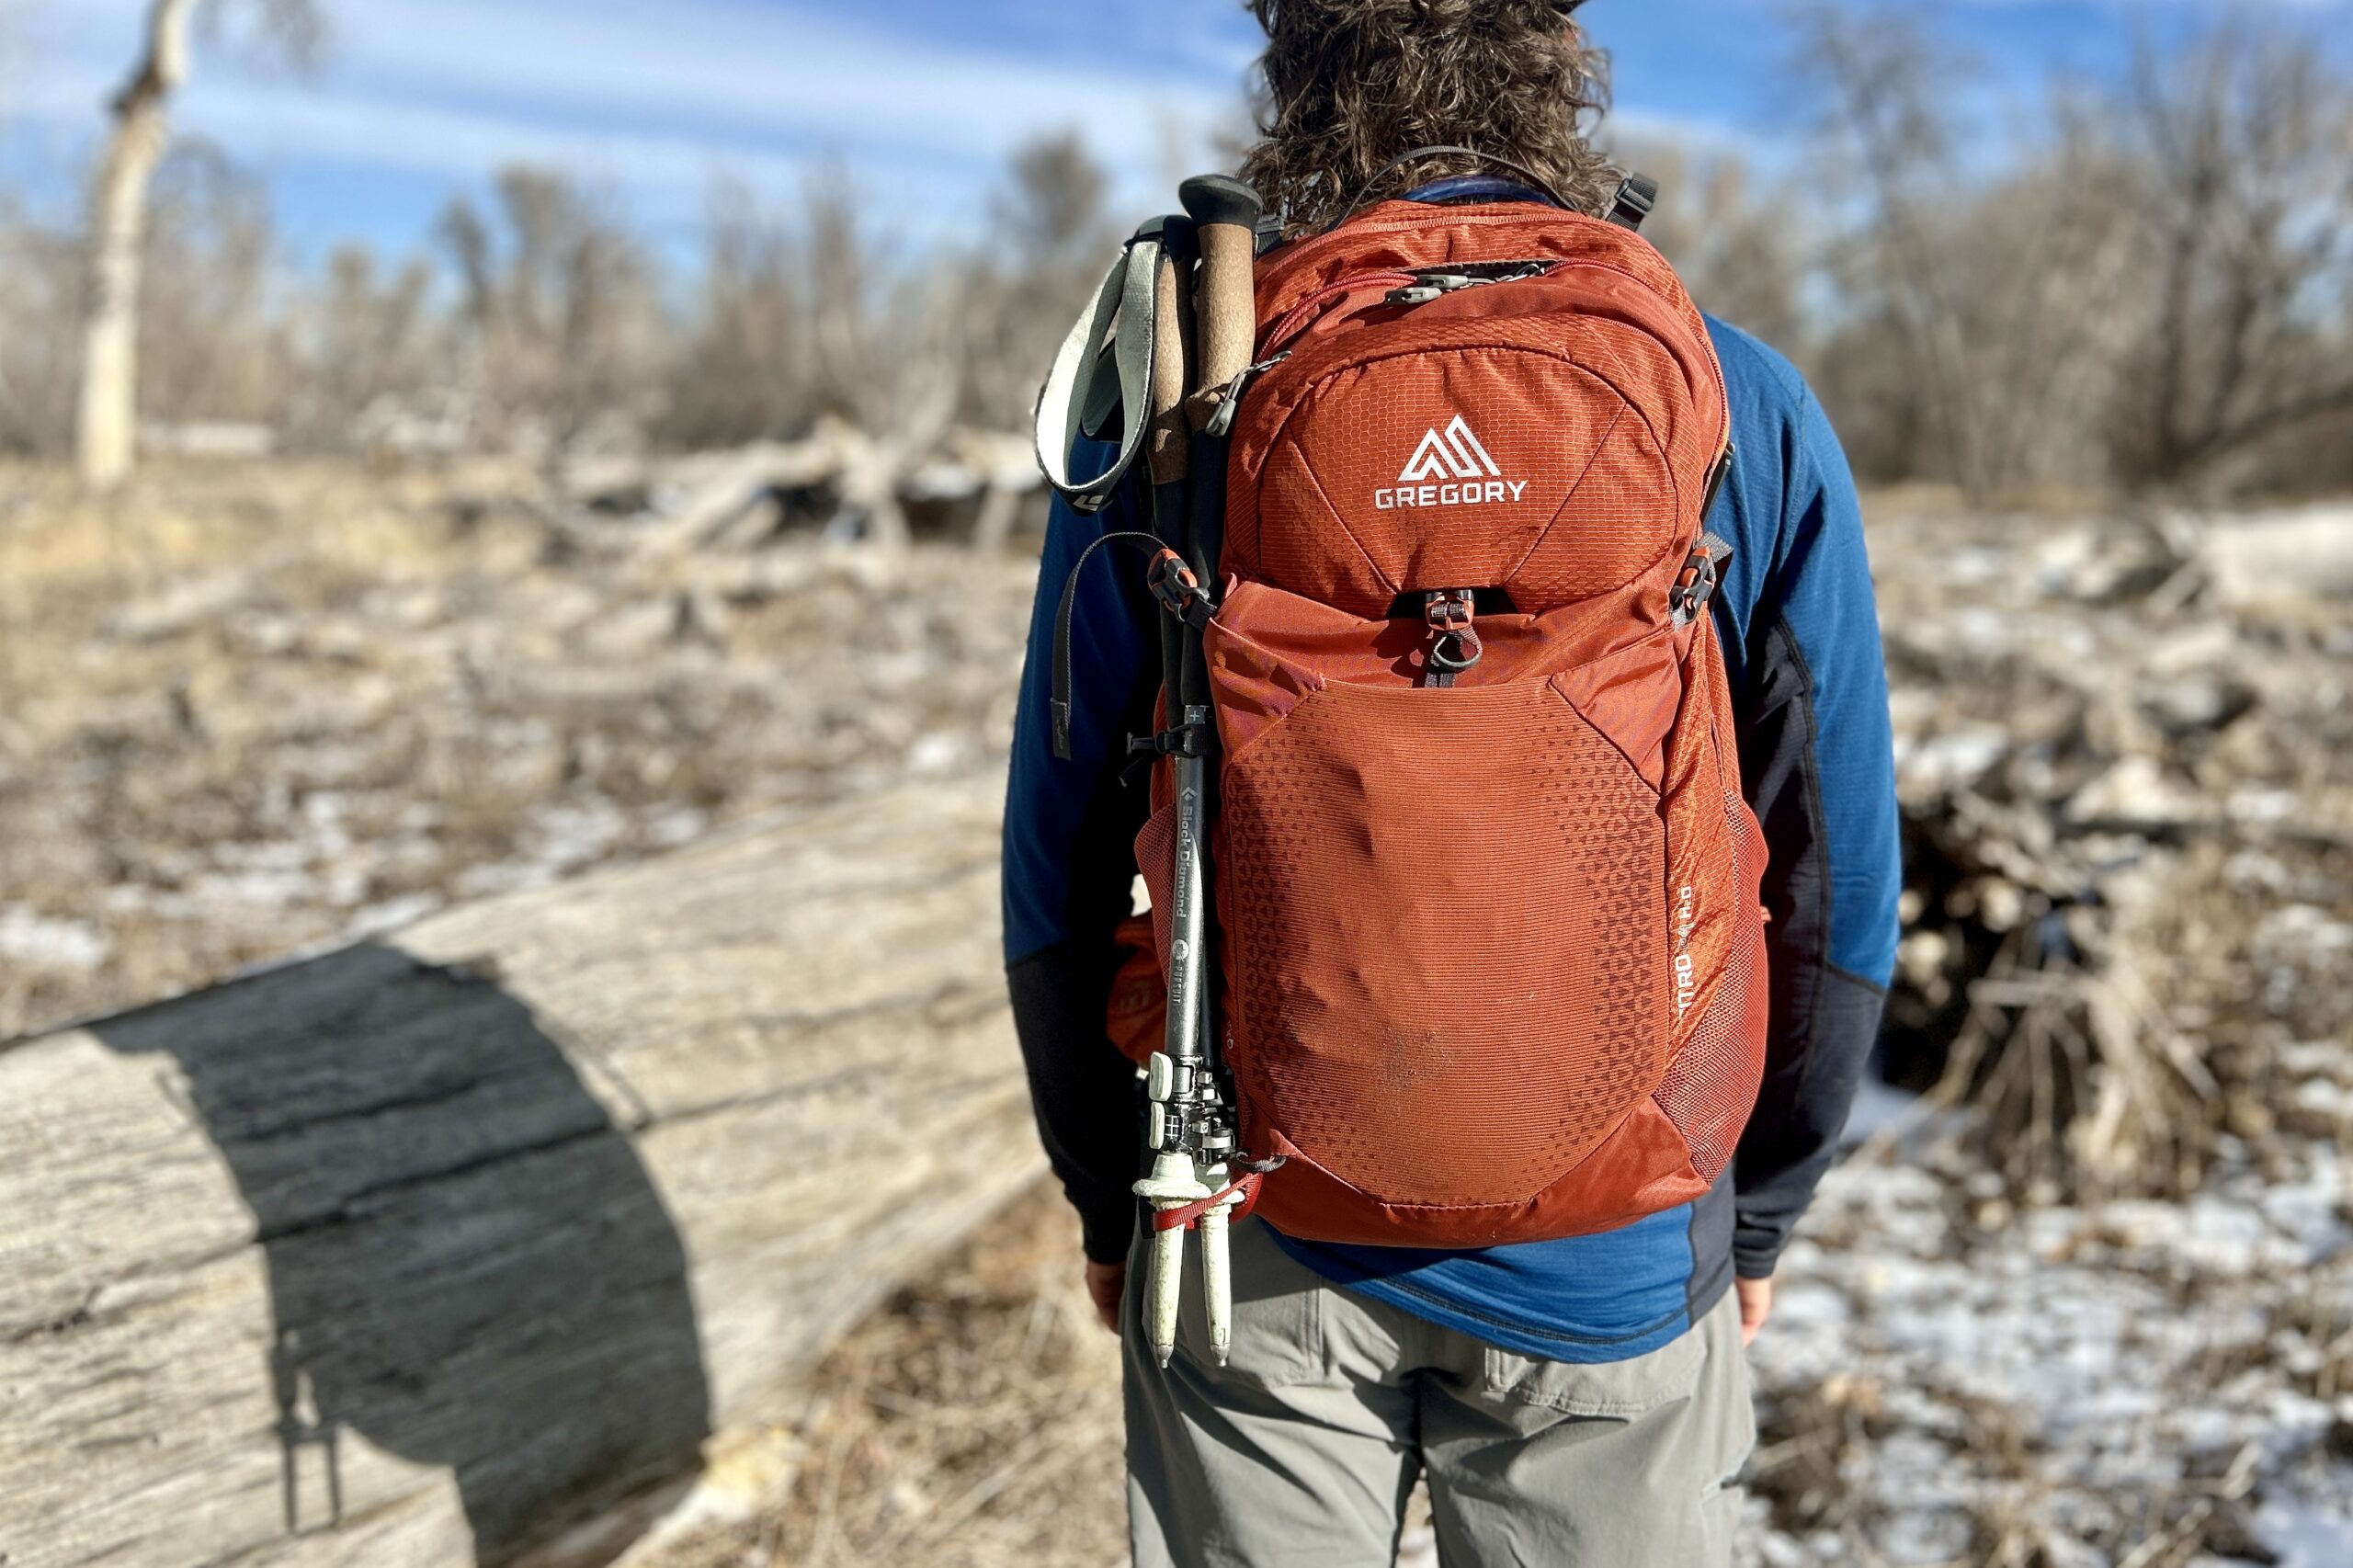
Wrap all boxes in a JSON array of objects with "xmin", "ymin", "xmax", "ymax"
[
  {"xmin": 1008, "ymin": 941, "xmax": 1145, "ymax": 1265},
  {"xmin": 1734, "ymin": 965, "xmax": 1884, "ymax": 1278},
  {"xmin": 1731, "ymin": 609, "xmax": 1878, "ymax": 1278},
  {"xmin": 1684, "ymin": 1165, "xmax": 1737, "ymax": 1326},
  {"xmin": 1741, "ymin": 612, "xmax": 1832, "ymax": 1023},
  {"xmin": 1063, "ymin": 648, "xmax": 1157, "ymax": 942},
  {"xmin": 1007, "ymin": 609, "xmax": 1159, "ymax": 1266}
]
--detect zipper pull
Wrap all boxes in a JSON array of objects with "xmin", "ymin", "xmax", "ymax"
[
  {"xmin": 1204, "ymin": 351, "xmax": 1291, "ymax": 439},
  {"xmin": 1421, "ymin": 589, "xmax": 1482, "ymax": 689},
  {"xmin": 1699, "ymin": 442, "xmax": 1736, "ymax": 523}
]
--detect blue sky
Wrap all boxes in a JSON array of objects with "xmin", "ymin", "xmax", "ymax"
[{"xmin": 0, "ymin": 0, "xmax": 2345, "ymax": 264}]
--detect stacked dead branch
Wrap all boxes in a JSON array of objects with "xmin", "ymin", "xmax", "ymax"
[{"xmin": 1876, "ymin": 502, "xmax": 2353, "ymax": 1204}]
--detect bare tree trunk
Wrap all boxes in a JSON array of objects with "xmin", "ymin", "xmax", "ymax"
[{"xmin": 76, "ymin": 0, "xmax": 198, "ymax": 492}]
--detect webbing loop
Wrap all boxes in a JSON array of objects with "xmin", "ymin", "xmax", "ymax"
[
  {"xmin": 1050, "ymin": 531, "xmax": 1222, "ymax": 761},
  {"xmin": 1033, "ymin": 228, "xmax": 1165, "ymax": 511}
]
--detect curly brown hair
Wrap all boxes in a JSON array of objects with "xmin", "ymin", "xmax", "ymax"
[{"xmin": 1239, "ymin": 0, "xmax": 1616, "ymax": 237}]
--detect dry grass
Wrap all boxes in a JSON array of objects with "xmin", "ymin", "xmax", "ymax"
[
  {"xmin": 646, "ymin": 1190, "xmax": 1128, "ymax": 1568},
  {"xmin": 0, "ymin": 456, "xmax": 1039, "ymax": 1038}
]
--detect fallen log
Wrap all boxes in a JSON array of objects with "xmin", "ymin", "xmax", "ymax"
[
  {"xmin": 0, "ymin": 777, "xmax": 1039, "ymax": 1568},
  {"xmin": 558, "ymin": 425, "xmax": 1043, "ymax": 560}
]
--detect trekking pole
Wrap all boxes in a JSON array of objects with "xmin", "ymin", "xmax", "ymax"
[
  {"xmin": 1131, "ymin": 216, "xmax": 1210, "ymax": 1367},
  {"xmin": 1143, "ymin": 174, "xmax": 1264, "ymax": 1369},
  {"xmin": 1142, "ymin": 216, "xmax": 1197, "ymax": 774}
]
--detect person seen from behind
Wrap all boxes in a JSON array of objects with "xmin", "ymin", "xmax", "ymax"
[{"xmin": 1003, "ymin": 3, "xmax": 1901, "ymax": 1562}]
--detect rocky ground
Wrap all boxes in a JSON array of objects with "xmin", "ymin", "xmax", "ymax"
[{"xmin": 2, "ymin": 460, "xmax": 2346, "ymax": 1566}]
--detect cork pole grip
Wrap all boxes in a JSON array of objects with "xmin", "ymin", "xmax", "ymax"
[{"xmin": 1178, "ymin": 176, "xmax": 1264, "ymax": 415}]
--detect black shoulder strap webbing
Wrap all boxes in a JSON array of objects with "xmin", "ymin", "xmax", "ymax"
[
  {"xmin": 1051, "ymin": 530, "xmax": 1222, "ymax": 760},
  {"xmin": 1608, "ymin": 174, "xmax": 1659, "ymax": 233}
]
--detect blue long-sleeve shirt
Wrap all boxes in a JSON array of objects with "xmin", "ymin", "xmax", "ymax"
[{"xmin": 1003, "ymin": 188, "xmax": 1901, "ymax": 1362}]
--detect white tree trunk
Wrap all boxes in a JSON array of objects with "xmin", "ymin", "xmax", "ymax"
[{"xmin": 75, "ymin": 0, "xmax": 199, "ymax": 491}]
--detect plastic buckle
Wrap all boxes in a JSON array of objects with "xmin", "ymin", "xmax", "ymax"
[
  {"xmin": 1204, "ymin": 352, "xmax": 1290, "ymax": 438},
  {"xmin": 1147, "ymin": 550, "xmax": 1217, "ymax": 629},
  {"xmin": 1127, "ymin": 725, "xmax": 1211, "ymax": 762},
  {"xmin": 1670, "ymin": 549, "xmax": 1721, "ymax": 627}
]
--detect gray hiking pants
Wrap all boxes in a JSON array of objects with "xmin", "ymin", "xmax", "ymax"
[{"xmin": 1123, "ymin": 1218, "xmax": 1755, "ymax": 1568}]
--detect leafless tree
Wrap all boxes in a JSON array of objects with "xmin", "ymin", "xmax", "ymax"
[
  {"xmin": 1796, "ymin": 2, "xmax": 2352, "ymax": 496},
  {"xmin": 74, "ymin": 0, "xmax": 321, "ymax": 489},
  {"xmin": 1609, "ymin": 138, "xmax": 1807, "ymax": 356},
  {"xmin": 2107, "ymin": 28, "xmax": 2353, "ymax": 488},
  {"xmin": 136, "ymin": 144, "xmax": 285, "ymax": 430},
  {"xmin": 438, "ymin": 166, "xmax": 665, "ymax": 458},
  {"xmin": 657, "ymin": 181, "xmax": 804, "ymax": 449},
  {"xmin": 284, "ymin": 244, "xmax": 441, "ymax": 449},
  {"xmin": 1801, "ymin": 9, "xmax": 2150, "ymax": 494},
  {"xmin": 0, "ymin": 201, "xmax": 87, "ymax": 454},
  {"xmin": 960, "ymin": 131, "xmax": 1118, "ymax": 429}
]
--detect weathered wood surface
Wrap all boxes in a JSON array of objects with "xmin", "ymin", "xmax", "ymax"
[{"xmin": 0, "ymin": 778, "xmax": 1039, "ymax": 1568}]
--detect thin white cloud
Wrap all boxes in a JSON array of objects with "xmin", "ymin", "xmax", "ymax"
[
  {"xmin": 11, "ymin": 0, "xmax": 1239, "ymax": 210},
  {"xmin": 0, "ymin": 0, "xmax": 1779, "ymax": 247},
  {"xmin": 333, "ymin": 0, "xmax": 1236, "ymax": 165}
]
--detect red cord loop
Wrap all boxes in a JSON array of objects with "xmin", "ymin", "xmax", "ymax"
[{"xmin": 1148, "ymin": 1170, "xmax": 1268, "ymax": 1233}]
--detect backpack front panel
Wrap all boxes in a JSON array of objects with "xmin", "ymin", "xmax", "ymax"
[{"xmin": 1181, "ymin": 204, "xmax": 1767, "ymax": 1248}]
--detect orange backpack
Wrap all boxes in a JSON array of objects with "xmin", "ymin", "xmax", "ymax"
[{"xmin": 1108, "ymin": 198, "xmax": 1769, "ymax": 1249}]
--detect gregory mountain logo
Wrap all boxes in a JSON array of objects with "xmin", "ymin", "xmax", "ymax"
[
  {"xmin": 1375, "ymin": 415, "xmax": 1529, "ymax": 510},
  {"xmin": 1400, "ymin": 415, "xmax": 1501, "ymax": 483}
]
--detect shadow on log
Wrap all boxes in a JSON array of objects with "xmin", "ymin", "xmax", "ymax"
[
  {"xmin": 90, "ymin": 945, "xmax": 711, "ymax": 1564},
  {"xmin": 0, "ymin": 778, "xmax": 1037, "ymax": 1568}
]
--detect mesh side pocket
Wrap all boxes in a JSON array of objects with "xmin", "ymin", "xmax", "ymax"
[{"xmin": 1653, "ymin": 631, "xmax": 1768, "ymax": 1179}]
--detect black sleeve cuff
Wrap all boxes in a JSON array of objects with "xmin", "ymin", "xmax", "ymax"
[
  {"xmin": 1081, "ymin": 1200, "xmax": 1140, "ymax": 1267},
  {"xmin": 1007, "ymin": 943, "xmax": 1146, "ymax": 1265},
  {"xmin": 1732, "ymin": 964, "xmax": 1885, "ymax": 1279},
  {"xmin": 1732, "ymin": 1233, "xmax": 1792, "ymax": 1281}
]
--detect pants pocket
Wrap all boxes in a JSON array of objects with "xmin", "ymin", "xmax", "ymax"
[{"xmin": 1480, "ymin": 1312, "xmax": 1706, "ymax": 1418}]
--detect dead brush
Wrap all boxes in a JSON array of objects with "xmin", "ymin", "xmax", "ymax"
[
  {"xmin": 1746, "ymin": 1372, "xmax": 1886, "ymax": 1538},
  {"xmin": 2108, "ymin": 1442, "xmax": 2264, "ymax": 1568},
  {"xmin": 1880, "ymin": 828, "xmax": 2289, "ymax": 1211},
  {"xmin": 1921, "ymin": 889, "xmax": 2216, "ymax": 1205}
]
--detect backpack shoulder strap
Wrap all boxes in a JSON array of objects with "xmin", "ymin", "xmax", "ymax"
[
  {"xmin": 1606, "ymin": 173, "xmax": 1660, "ymax": 233},
  {"xmin": 1033, "ymin": 223, "xmax": 1169, "ymax": 514}
]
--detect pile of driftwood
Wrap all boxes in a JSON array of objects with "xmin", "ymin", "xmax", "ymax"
[
  {"xmin": 551, "ymin": 423, "xmax": 1044, "ymax": 562},
  {"xmin": 1874, "ymin": 501, "xmax": 2353, "ymax": 1200},
  {"xmin": 0, "ymin": 455, "xmax": 1050, "ymax": 1039}
]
